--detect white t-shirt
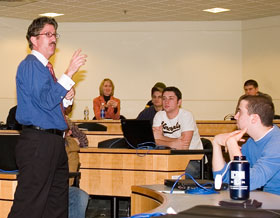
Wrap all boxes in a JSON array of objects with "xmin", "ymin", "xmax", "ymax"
[{"xmin": 153, "ymin": 108, "xmax": 203, "ymax": 150}]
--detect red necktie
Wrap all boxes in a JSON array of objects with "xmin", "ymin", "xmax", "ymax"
[
  {"xmin": 47, "ymin": 62, "xmax": 57, "ymax": 82},
  {"xmin": 47, "ymin": 62, "xmax": 68, "ymax": 130}
]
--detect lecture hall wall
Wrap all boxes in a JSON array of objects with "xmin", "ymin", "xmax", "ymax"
[{"xmin": 0, "ymin": 15, "xmax": 279, "ymax": 122}]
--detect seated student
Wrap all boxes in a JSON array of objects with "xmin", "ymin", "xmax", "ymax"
[
  {"xmin": 93, "ymin": 78, "xmax": 120, "ymax": 120},
  {"xmin": 152, "ymin": 86, "xmax": 203, "ymax": 150},
  {"xmin": 65, "ymin": 129, "xmax": 89, "ymax": 218},
  {"xmin": 69, "ymin": 186, "xmax": 89, "ymax": 218},
  {"xmin": 213, "ymin": 95, "xmax": 280, "ymax": 195},
  {"xmin": 145, "ymin": 82, "xmax": 166, "ymax": 108},
  {"xmin": 65, "ymin": 105, "xmax": 88, "ymax": 148},
  {"xmin": 235, "ymin": 79, "xmax": 272, "ymax": 114},
  {"xmin": 152, "ymin": 86, "xmax": 203, "ymax": 178},
  {"xmin": 137, "ymin": 85, "xmax": 164, "ymax": 125}
]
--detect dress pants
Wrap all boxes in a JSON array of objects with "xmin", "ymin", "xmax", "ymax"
[{"xmin": 8, "ymin": 128, "xmax": 69, "ymax": 218}]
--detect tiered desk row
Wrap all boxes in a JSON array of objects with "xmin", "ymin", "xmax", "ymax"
[
  {"xmin": 1, "ymin": 120, "xmax": 280, "ymax": 218},
  {"xmin": 75, "ymin": 120, "xmax": 242, "ymax": 147},
  {"xmin": 0, "ymin": 173, "xmax": 16, "ymax": 218}
]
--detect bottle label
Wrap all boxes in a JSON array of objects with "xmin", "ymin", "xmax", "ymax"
[
  {"xmin": 230, "ymin": 171, "xmax": 245, "ymax": 186},
  {"xmin": 101, "ymin": 109, "xmax": 105, "ymax": 119}
]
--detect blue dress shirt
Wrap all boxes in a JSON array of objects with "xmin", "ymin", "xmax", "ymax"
[{"xmin": 16, "ymin": 52, "xmax": 73, "ymax": 130}]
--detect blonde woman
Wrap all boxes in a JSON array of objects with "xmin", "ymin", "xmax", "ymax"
[{"xmin": 93, "ymin": 78, "xmax": 120, "ymax": 120}]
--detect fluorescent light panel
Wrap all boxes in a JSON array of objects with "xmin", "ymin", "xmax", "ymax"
[
  {"xmin": 203, "ymin": 8, "xmax": 230, "ymax": 13},
  {"xmin": 39, "ymin": 13, "xmax": 64, "ymax": 17}
]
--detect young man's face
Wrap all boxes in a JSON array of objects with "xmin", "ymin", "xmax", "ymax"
[
  {"xmin": 31, "ymin": 24, "xmax": 57, "ymax": 59},
  {"xmin": 244, "ymin": 85, "xmax": 258, "ymax": 96},
  {"xmin": 234, "ymin": 100, "xmax": 251, "ymax": 130},
  {"xmin": 151, "ymin": 91, "xmax": 163, "ymax": 108},
  {"xmin": 162, "ymin": 91, "xmax": 181, "ymax": 113}
]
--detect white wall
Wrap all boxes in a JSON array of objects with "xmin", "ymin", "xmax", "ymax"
[
  {"xmin": 242, "ymin": 15, "xmax": 280, "ymax": 115},
  {"xmin": 0, "ymin": 18, "xmax": 30, "ymax": 123},
  {"xmin": 0, "ymin": 18, "xmax": 244, "ymax": 122}
]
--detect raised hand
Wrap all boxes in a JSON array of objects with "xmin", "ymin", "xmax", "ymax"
[{"xmin": 65, "ymin": 49, "xmax": 87, "ymax": 78}]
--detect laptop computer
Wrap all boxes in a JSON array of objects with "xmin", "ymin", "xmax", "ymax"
[
  {"xmin": 121, "ymin": 119, "xmax": 157, "ymax": 149},
  {"xmin": 164, "ymin": 179, "xmax": 228, "ymax": 191}
]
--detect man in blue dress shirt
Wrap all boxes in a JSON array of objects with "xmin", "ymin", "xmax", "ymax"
[{"xmin": 8, "ymin": 17, "xmax": 87, "ymax": 218}]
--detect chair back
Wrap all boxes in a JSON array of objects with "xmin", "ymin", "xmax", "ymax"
[
  {"xmin": 0, "ymin": 135, "xmax": 19, "ymax": 171},
  {"xmin": 201, "ymin": 138, "xmax": 213, "ymax": 180}
]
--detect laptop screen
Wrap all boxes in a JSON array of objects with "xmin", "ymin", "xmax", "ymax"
[{"xmin": 121, "ymin": 119, "xmax": 156, "ymax": 149}]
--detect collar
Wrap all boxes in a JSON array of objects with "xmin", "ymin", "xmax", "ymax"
[
  {"xmin": 31, "ymin": 50, "xmax": 48, "ymax": 67},
  {"xmin": 255, "ymin": 126, "xmax": 274, "ymax": 142}
]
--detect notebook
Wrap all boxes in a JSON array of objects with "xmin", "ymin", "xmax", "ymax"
[{"xmin": 121, "ymin": 119, "xmax": 157, "ymax": 149}]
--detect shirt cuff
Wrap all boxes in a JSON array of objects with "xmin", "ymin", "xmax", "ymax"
[
  {"xmin": 58, "ymin": 74, "xmax": 75, "ymax": 91},
  {"xmin": 213, "ymin": 163, "xmax": 229, "ymax": 183},
  {"xmin": 63, "ymin": 98, "xmax": 73, "ymax": 108}
]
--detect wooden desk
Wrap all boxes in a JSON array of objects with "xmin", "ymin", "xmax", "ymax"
[
  {"xmin": 197, "ymin": 120, "xmax": 238, "ymax": 139},
  {"xmin": 131, "ymin": 184, "xmax": 280, "ymax": 215},
  {"xmin": 0, "ymin": 173, "xmax": 17, "ymax": 218},
  {"xmin": 79, "ymin": 148, "xmax": 203, "ymax": 197},
  {"xmin": 0, "ymin": 130, "xmax": 19, "ymax": 135},
  {"xmin": 3, "ymin": 120, "xmax": 279, "ymax": 147},
  {"xmin": 73, "ymin": 119, "xmax": 122, "ymax": 134},
  {"xmin": 72, "ymin": 120, "xmax": 280, "ymax": 147},
  {"xmin": 73, "ymin": 120, "xmax": 122, "ymax": 147},
  {"xmin": 82, "ymin": 131, "xmax": 123, "ymax": 148}
]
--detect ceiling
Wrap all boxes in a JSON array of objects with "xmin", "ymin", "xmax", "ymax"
[{"xmin": 1, "ymin": 0, "xmax": 280, "ymax": 22}]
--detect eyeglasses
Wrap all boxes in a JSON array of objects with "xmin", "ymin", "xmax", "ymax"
[{"xmin": 35, "ymin": 32, "xmax": 60, "ymax": 39}]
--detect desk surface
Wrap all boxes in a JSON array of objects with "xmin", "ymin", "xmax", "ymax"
[
  {"xmin": 80, "ymin": 147, "xmax": 206, "ymax": 154},
  {"xmin": 2, "ymin": 120, "xmax": 280, "ymax": 147},
  {"xmin": 131, "ymin": 184, "xmax": 280, "ymax": 215}
]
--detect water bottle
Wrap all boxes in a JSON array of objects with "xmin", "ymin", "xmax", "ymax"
[
  {"xmin": 84, "ymin": 106, "xmax": 89, "ymax": 120},
  {"xmin": 229, "ymin": 156, "xmax": 250, "ymax": 200},
  {"xmin": 100, "ymin": 103, "xmax": 105, "ymax": 119}
]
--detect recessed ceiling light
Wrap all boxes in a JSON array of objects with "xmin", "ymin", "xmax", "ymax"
[
  {"xmin": 39, "ymin": 13, "xmax": 64, "ymax": 17},
  {"xmin": 203, "ymin": 8, "xmax": 230, "ymax": 13}
]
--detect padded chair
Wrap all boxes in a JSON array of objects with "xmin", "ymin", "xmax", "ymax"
[
  {"xmin": 120, "ymin": 115, "xmax": 126, "ymax": 120},
  {"xmin": 6, "ymin": 105, "xmax": 22, "ymax": 130},
  {"xmin": 77, "ymin": 123, "xmax": 107, "ymax": 131},
  {"xmin": 0, "ymin": 135, "xmax": 19, "ymax": 171},
  {"xmin": 200, "ymin": 138, "xmax": 213, "ymax": 180},
  {"xmin": 69, "ymin": 165, "xmax": 81, "ymax": 187}
]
